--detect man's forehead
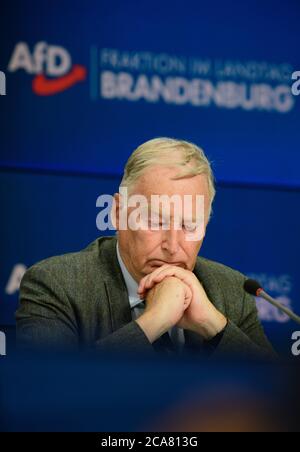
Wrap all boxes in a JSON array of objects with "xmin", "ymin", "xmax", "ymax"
[{"xmin": 132, "ymin": 169, "xmax": 208, "ymax": 196}]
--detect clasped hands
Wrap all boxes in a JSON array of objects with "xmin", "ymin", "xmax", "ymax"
[{"xmin": 135, "ymin": 264, "xmax": 227, "ymax": 343}]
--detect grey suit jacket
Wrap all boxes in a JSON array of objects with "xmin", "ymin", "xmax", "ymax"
[{"xmin": 16, "ymin": 236, "xmax": 275, "ymax": 359}]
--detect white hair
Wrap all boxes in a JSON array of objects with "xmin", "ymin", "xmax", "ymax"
[{"xmin": 120, "ymin": 137, "xmax": 216, "ymax": 215}]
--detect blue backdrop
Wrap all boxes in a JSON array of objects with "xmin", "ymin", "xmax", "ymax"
[{"xmin": 1, "ymin": 0, "xmax": 300, "ymax": 356}]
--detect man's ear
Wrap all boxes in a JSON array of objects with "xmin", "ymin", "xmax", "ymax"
[{"xmin": 111, "ymin": 193, "xmax": 120, "ymax": 230}]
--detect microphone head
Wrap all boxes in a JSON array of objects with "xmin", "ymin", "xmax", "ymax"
[{"xmin": 244, "ymin": 279, "xmax": 263, "ymax": 296}]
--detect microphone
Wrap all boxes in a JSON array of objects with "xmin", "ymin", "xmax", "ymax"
[{"xmin": 244, "ymin": 279, "xmax": 300, "ymax": 325}]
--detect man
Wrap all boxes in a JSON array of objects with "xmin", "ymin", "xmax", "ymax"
[{"xmin": 16, "ymin": 138, "xmax": 275, "ymax": 359}]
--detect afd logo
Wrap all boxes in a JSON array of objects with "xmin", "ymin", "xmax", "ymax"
[
  {"xmin": 8, "ymin": 41, "xmax": 87, "ymax": 95},
  {"xmin": 0, "ymin": 331, "xmax": 6, "ymax": 356},
  {"xmin": 0, "ymin": 71, "xmax": 6, "ymax": 95}
]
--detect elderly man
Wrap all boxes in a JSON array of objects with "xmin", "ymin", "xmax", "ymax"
[{"xmin": 16, "ymin": 138, "xmax": 275, "ymax": 359}]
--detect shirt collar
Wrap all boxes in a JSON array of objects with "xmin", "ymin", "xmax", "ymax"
[{"xmin": 116, "ymin": 241, "xmax": 144, "ymax": 309}]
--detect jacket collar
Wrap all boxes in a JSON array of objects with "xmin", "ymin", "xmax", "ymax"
[
  {"xmin": 99, "ymin": 236, "xmax": 133, "ymax": 332},
  {"xmin": 116, "ymin": 241, "xmax": 143, "ymax": 309},
  {"xmin": 184, "ymin": 258, "xmax": 227, "ymax": 351}
]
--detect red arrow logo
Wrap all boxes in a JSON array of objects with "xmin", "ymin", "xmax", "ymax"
[{"xmin": 32, "ymin": 65, "xmax": 86, "ymax": 95}]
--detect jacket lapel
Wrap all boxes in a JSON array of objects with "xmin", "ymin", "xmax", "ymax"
[
  {"xmin": 100, "ymin": 236, "xmax": 132, "ymax": 332},
  {"xmin": 193, "ymin": 257, "xmax": 227, "ymax": 314},
  {"xmin": 184, "ymin": 257, "xmax": 226, "ymax": 353}
]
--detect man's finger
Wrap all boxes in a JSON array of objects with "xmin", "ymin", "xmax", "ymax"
[
  {"xmin": 140, "ymin": 266, "xmax": 196, "ymax": 300},
  {"xmin": 137, "ymin": 264, "xmax": 170, "ymax": 293}
]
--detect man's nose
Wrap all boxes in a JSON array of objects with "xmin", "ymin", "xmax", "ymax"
[{"xmin": 161, "ymin": 227, "xmax": 182, "ymax": 255}]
